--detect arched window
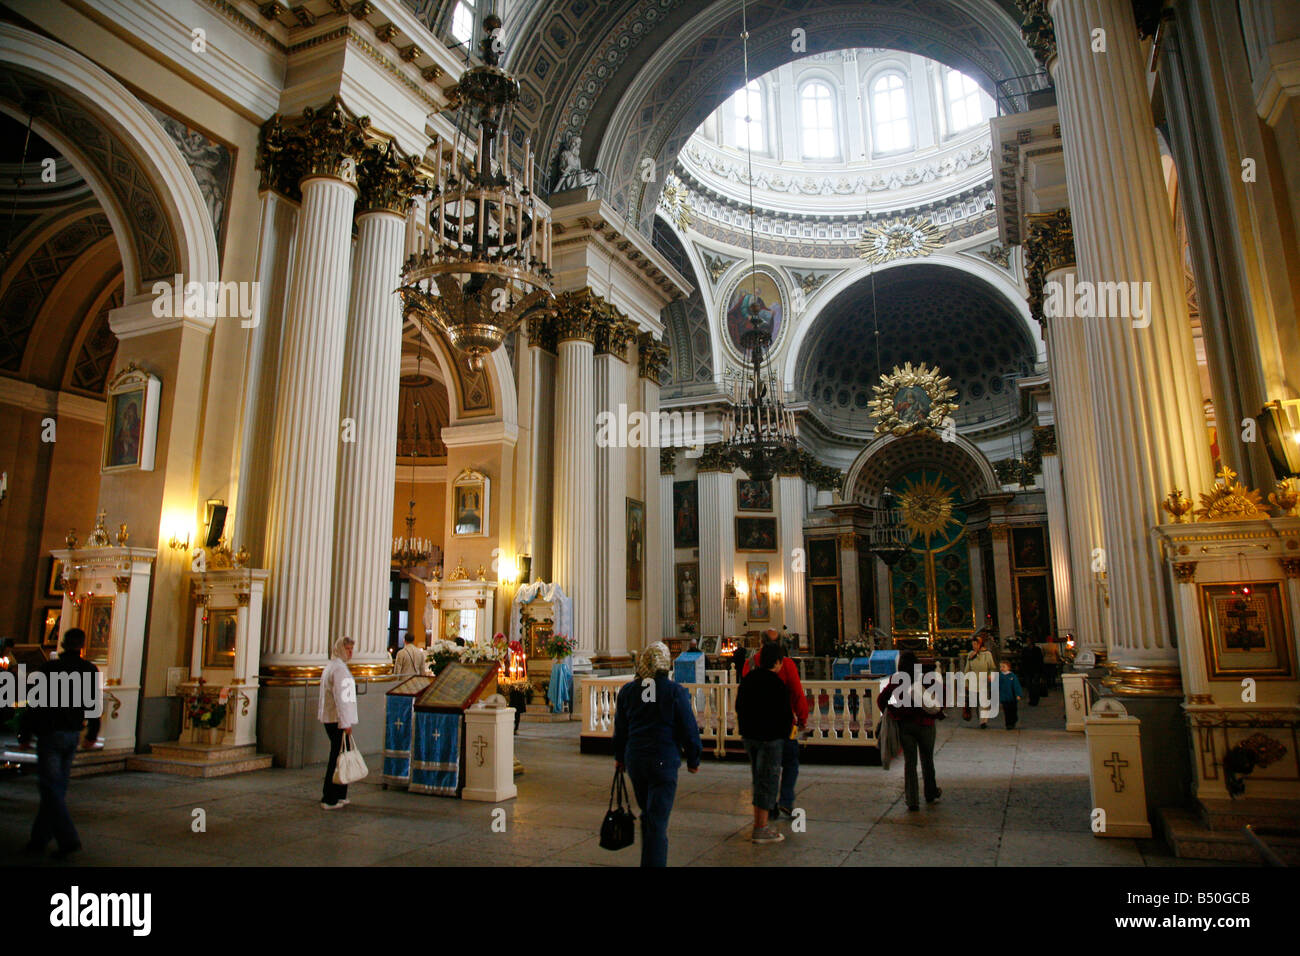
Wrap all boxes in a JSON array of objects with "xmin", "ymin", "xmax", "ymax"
[
  {"xmin": 728, "ymin": 80, "xmax": 765, "ymax": 152},
  {"xmin": 450, "ymin": 0, "xmax": 476, "ymax": 46},
  {"xmin": 799, "ymin": 81, "xmax": 837, "ymax": 159},
  {"xmin": 945, "ymin": 68, "xmax": 985, "ymax": 133},
  {"xmin": 871, "ymin": 72, "xmax": 912, "ymax": 153}
]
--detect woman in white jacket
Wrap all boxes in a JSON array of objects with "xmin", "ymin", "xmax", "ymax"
[
  {"xmin": 319, "ymin": 636, "xmax": 358, "ymax": 809},
  {"xmin": 964, "ymin": 635, "xmax": 998, "ymax": 729}
]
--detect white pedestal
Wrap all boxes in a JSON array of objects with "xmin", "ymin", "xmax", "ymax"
[
  {"xmin": 186, "ymin": 568, "xmax": 269, "ymax": 747},
  {"xmin": 1061, "ymin": 671, "xmax": 1088, "ymax": 732},
  {"xmin": 1084, "ymin": 700, "xmax": 1152, "ymax": 838},
  {"xmin": 461, "ymin": 703, "xmax": 517, "ymax": 802}
]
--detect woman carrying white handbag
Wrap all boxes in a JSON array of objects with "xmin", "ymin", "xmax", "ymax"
[{"xmin": 319, "ymin": 636, "xmax": 365, "ymax": 809}]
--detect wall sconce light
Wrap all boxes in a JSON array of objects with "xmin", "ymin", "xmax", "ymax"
[
  {"xmin": 770, "ymin": 584, "xmax": 783, "ymax": 604},
  {"xmin": 168, "ymin": 532, "xmax": 191, "ymax": 551},
  {"xmin": 498, "ymin": 555, "xmax": 518, "ymax": 585}
]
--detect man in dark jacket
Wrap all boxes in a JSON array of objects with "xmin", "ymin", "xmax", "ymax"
[
  {"xmin": 877, "ymin": 650, "xmax": 941, "ymax": 811},
  {"xmin": 18, "ymin": 628, "xmax": 101, "ymax": 858},
  {"xmin": 1020, "ymin": 640, "xmax": 1045, "ymax": 706},
  {"xmin": 742, "ymin": 629, "xmax": 809, "ymax": 817},
  {"xmin": 613, "ymin": 642, "xmax": 702, "ymax": 867},
  {"xmin": 736, "ymin": 642, "xmax": 791, "ymax": 845}
]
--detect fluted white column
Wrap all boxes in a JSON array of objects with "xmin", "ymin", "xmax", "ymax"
[
  {"xmin": 331, "ymin": 207, "xmax": 407, "ymax": 665},
  {"xmin": 553, "ymin": 328, "xmax": 596, "ymax": 661},
  {"xmin": 1048, "ymin": 0, "xmax": 1214, "ymax": 681},
  {"xmin": 658, "ymin": 461, "xmax": 676, "ymax": 639},
  {"xmin": 1040, "ymin": 448, "xmax": 1073, "ymax": 635},
  {"xmin": 991, "ymin": 526, "xmax": 1015, "ymax": 641},
  {"xmin": 840, "ymin": 532, "xmax": 861, "ymax": 640},
  {"xmin": 234, "ymin": 191, "xmax": 297, "ymax": 563},
  {"xmin": 593, "ymin": 344, "xmax": 628, "ymax": 659},
  {"xmin": 777, "ymin": 474, "xmax": 807, "ymax": 643},
  {"xmin": 697, "ymin": 464, "xmax": 735, "ymax": 635},
  {"xmin": 639, "ymin": 350, "xmax": 666, "ymax": 649},
  {"xmin": 1040, "ymin": 263, "xmax": 1108, "ymax": 661},
  {"xmin": 262, "ymin": 173, "xmax": 358, "ymax": 668}
]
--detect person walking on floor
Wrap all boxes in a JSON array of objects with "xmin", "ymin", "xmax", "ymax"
[
  {"xmin": 878, "ymin": 650, "xmax": 941, "ymax": 811},
  {"xmin": 319, "ymin": 636, "xmax": 358, "ymax": 809},
  {"xmin": 18, "ymin": 628, "xmax": 100, "ymax": 859},
  {"xmin": 1019, "ymin": 639, "xmax": 1044, "ymax": 706},
  {"xmin": 736, "ymin": 642, "xmax": 792, "ymax": 844},
  {"xmin": 742, "ymin": 628, "xmax": 809, "ymax": 818},
  {"xmin": 392, "ymin": 632, "xmax": 428, "ymax": 676},
  {"xmin": 613, "ymin": 641, "xmax": 702, "ymax": 867},
  {"xmin": 998, "ymin": 660, "xmax": 1025, "ymax": 730},
  {"xmin": 964, "ymin": 635, "xmax": 997, "ymax": 728}
]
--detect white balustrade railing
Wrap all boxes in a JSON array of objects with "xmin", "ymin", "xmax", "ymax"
[{"xmin": 580, "ymin": 675, "xmax": 886, "ymax": 758}]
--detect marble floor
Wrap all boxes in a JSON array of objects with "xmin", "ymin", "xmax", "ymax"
[{"xmin": 0, "ymin": 693, "xmax": 1226, "ymax": 866}]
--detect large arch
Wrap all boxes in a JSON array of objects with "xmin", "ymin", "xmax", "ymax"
[
  {"xmin": 0, "ymin": 24, "xmax": 218, "ymax": 300},
  {"xmin": 586, "ymin": 0, "xmax": 1039, "ymax": 232},
  {"xmin": 844, "ymin": 432, "xmax": 999, "ymax": 507}
]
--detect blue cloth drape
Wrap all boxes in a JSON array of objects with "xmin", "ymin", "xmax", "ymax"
[{"xmin": 549, "ymin": 657, "xmax": 573, "ymax": 713}]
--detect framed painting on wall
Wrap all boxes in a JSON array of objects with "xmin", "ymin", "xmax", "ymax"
[
  {"xmin": 1012, "ymin": 526, "xmax": 1047, "ymax": 569},
  {"xmin": 41, "ymin": 607, "xmax": 61, "ymax": 648},
  {"xmin": 736, "ymin": 479, "xmax": 772, "ymax": 512},
  {"xmin": 1199, "ymin": 582, "xmax": 1293, "ymax": 679},
  {"xmin": 102, "ymin": 364, "xmax": 160, "ymax": 473},
  {"xmin": 735, "ymin": 516, "xmax": 778, "ymax": 552},
  {"xmin": 672, "ymin": 480, "xmax": 699, "ymax": 548},
  {"xmin": 451, "ymin": 469, "xmax": 490, "ymax": 537},
  {"xmin": 46, "ymin": 558, "xmax": 65, "ymax": 599},
  {"xmin": 675, "ymin": 562, "xmax": 699, "ymax": 625},
  {"xmin": 808, "ymin": 538, "xmax": 838, "ymax": 578},
  {"xmin": 746, "ymin": 561, "xmax": 770, "ymax": 621},
  {"xmin": 1014, "ymin": 573, "xmax": 1054, "ymax": 641},
  {"xmin": 626, "ymin": 498, "xmax": 644, "ymax": 599}
]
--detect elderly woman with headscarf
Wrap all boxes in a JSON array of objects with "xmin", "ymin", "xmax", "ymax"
[
  {"xmin": 612, "ymin": 641, "xmax": 703, "ymax": 867},
  {"xmin": 319, "ymin": 636, "xmax": 358, "ymax": 809}
]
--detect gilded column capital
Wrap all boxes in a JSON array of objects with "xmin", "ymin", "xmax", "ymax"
[
  {"xmin": 1281, "ymin": 558, "xmax": 1300, "ymax": 579},
  {"xmin": 594, "ymin": 304, "xmax": 637, "ymax": 361},
  {"xmin": 1017, "ymin": 0, "xmax": 1057, "ymax": 70},
  {"xmin": 1024, "ymin": 207, "xmax": 1075, "ymax": 326},
  {"xmin": 357, "ymin": 140, "xmax": 421, "ymax": 215},
  {"xmin": 526, "ymin": 312, "xmax": 557, "ymax": 354},
  {"xmin": 660, "ymin": 447, "xmax": 677, "ymax": 475},
  {"xmin": 236, "ymin": 591, "xmax": 252, "ymax": 607},
  {"xmin": 113, "ymin": 575, "xmax": 131, "ymax": 593},
  {"xmin": 696, "ymin": 443, "xmax": 733, "ymax": 473},
  {"xmin": 299, "ymin": 96, "xmax": 370, "ymax": 185},
  {"xmin": 989, "ymin": 524, "xmax": 1011, "ymax": 541},
  {"xmin": 838, "ymin": 532, "xmax": 857, "ymax": 552},
  {"xmin": 256, "ymin": 113, "xmax": 302, "ymax": 198},
  {"xmin": 1172, "ymin": 562, "xmax": 1197, "ymax": 583},
  {"xmin": 637, "ymin": 331, "xmax": 671, "ymax": 384},
  {"xmin": 1034, "ymin": 424, "xmax": 1058, "ymax": 457},
  {"xmin": 554, "ymin": 289, "xmax": 599, "ymax": 344}
]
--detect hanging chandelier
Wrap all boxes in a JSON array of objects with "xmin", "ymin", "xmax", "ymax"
[
  {"xmin": 720, "ymin": 0, "xmax": 797, "ymax": 484},
  {"xmin": 394, "ymin": 356, "xmax": 433, "ymax": 569},
  {"xmin": 400, "ymin": 15, "xmax": 554, "ymax": 370},
  {"xmin": 864, "ymin": 486, "xmax": 912, "ymax": 567}
]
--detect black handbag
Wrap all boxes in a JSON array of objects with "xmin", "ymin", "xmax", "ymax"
[{"xmin": 599, "ymin": 768, "xmax": 636, "ymax": 851}]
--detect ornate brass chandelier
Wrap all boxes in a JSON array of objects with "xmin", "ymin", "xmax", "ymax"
[
  {"xmin": 864, "ymin": 486, "xmax": 912, "ymax": 567},
  {"xmin": 720, "ymin": 0, "xmax": 797, "ymax": 483},
  {"xmin": 400, "ymin": 15, "xmax": 553, "ymax": 370}
]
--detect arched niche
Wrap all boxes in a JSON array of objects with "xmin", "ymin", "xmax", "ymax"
[{"xmin": 844, "ymin": 432, "xmax": 998, "ymax": 507}]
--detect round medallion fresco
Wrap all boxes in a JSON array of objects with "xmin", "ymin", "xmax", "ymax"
[{"xmin": 725, "ymin": 272, "xmax": 783, "ymax": 354}]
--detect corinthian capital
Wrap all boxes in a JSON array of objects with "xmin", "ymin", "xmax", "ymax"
[
  {"xmin": 357, "ymin": 140, "xmax": 421, "ymax": 215},
  {"xmin": 553, "ymin": 289, "xmax": 600, "ymax": 343},
  {"xmin": 1024, "ymin": 207, "xmax": 1075, "ymax": 326},
  {"xmin": 1017, "ymin": 0, "xmax": 1057, "ymax": 70},
  {"xmin": 637, "ymin": 330, "xmax": 670, "ymax": 384},
  {"xmin": 594, "ymin": 305, "xmax": 638, "ymax": 361},
  {"xmin": 299, "ymin": 96, "xmax": 370, "ymax": 184}
]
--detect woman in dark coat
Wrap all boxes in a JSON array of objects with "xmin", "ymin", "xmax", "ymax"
[
  {"xmin": 613, "ymin": 642, "xmax": 702, "ymax": 867},
  {"xmin": 736, "ymin": 642, "xmax": 792, "ymax": 845}
]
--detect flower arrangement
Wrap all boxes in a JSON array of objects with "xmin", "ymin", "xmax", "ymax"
[
  {"xmin": 544, "ymin": 633, "xmax": 577, "ymax": 659},
  {"xmin": 933, "ymin": 635, "xmax": 970, "ymax": 659},
  {"xmin": 1005, "ymin": 632, "xmax": 1030, "ymax": 654},
  {"xmin": 836, "ymin": 639, "xmax": 872, "ymax": 659},
  {"xmin": 426, "ymin": 639, "xmax": 463, "ymax": 675},
  {"xmin": 183, "ymin": 679, "xmax": 228, "ymax": 730},
  {"xmin": 682, "ymin": 622, "xmax": 697, "ymax": 636},
  {"xmin": 460, "ymin": 641, "xmax": 497, "ymax": 664}
]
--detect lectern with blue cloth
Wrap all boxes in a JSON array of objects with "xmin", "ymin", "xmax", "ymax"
[
  {"xmin": 673, "ymin": 650, "xmax": 704, "ymax": 684},
  {"xmin": 383, "ymin": 674, "xmax": 436, "ymax": 789},
  {"xmin": 400, "ymin": 662, "xmax": 498, "ymax": 798}
]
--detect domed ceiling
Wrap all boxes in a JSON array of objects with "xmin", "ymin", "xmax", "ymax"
[
  {"xmin": 397, "ymin": 370, "xmax": 450, "ymax": 458},
  {"xmin": 797, "ymin": 265, "xmax": 1034, "ymax": 428}
]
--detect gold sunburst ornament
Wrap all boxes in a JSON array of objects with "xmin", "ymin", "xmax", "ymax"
[
  {"xmin": 868, "ymin": 362, "xmax": 958, "ymax": 437},
  {"xmin": 1194, "ymin": 466, "xmax": 1265, "ymax": 521},
  {"xmin": 856, "ymin": 215, "xmax": 946, "ymax": 264},
  {"xmin": 897, "ymin": 473, "xmax": 956, "ymax": 544}
]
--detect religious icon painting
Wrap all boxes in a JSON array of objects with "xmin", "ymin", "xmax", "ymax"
[
  {"xmin": 675, "ymin": 562, "xmax": 700, "ymax": 625},
  {"xmin": 808, "ymin": 538, "xmax": 838, "ymax": 578},
  {"xmin": 736, "ymin": 478, "xmax": 773, "ymax": 512},
  {"xmin": 204, "ymin": 608, "xmax": 238, "ymax": 669},
  {"xmin": 626, "ymin": 498, "xmax": 644, "ymax": 600},
  {"xmin": 102, "ymin": 364, "xmax": 160, "ymax": 473},
  {"xmin": 746, "ymin": 561, "xmax": 770, "ymax": 621},
  {"xmin": 725, "ymin": 271, "xmax": 784, "ymax": 356},
  {"xmin": 1199, "ymin": 582, "xmax": 1293, "ymax": 679},
  {"xmin": 81, "ymin": 597, "xmax": 114, "ymax": 661},
  {"xmin": 672, "ymin": 480, "xmax": 699, "ymax": 548},
  {"xmin": 451, "ymin": 468, "xmax": 490, "ymax": 537},
  {"xmin": 1014, "ymin": 574, "xmax": 1053, "ymax": 641},
  {"xmin": 47, "ymin": 558, "xmax": 65, "ymax": 599},
  {"xmin": 735, "ymin": 516, "xmax": 778, "ymax": 552},
  {"xmin": 1012, "ymin": 527, "xmax": 1048, "ymax": 569},
  {"xmin": 41, "ymin": 607, "xmax": 61, "ymax": 647}
]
